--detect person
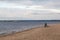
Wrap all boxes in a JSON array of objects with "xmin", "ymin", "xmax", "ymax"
[{"xmin": 44, "ymin": 23, "xmax": 47, "ymax": 27}]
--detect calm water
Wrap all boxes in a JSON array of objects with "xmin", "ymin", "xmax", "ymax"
[{"xmin": 0, "ymin": 20, "xmax": 60, "ymax": 34}]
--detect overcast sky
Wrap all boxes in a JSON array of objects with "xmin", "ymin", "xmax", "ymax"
[{"xmin": 0, "ymin": 0, "xmax": 60, "ymax": 20}]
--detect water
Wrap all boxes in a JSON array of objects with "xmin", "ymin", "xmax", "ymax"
[{"xmin": 0, "ymin": 20, "xmax": 60, "ymax": 35}]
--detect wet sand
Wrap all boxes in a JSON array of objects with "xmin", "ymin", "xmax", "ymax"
[{"xmin": 0, "ymin": 23, "xmax": 60, "ymax": 40}]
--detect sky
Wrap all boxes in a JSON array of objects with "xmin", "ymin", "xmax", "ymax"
[{"xmin": 0, "ymin": 0, "xmax": 60, "ymax": 20}]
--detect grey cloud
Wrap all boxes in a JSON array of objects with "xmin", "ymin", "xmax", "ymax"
[
  {"xmin": 0, "ymin": 0, "xmax": 60, "ymax": 20},
  {"xmin": 0, "ymin": 17, "xmax": 32, "ymax": 20},
  {"xmin": 30, "ymin": 0, "xmax": 60, "ymax": 9},
  {"xmin": 0, "ymin": 0, "xmax": 60, "ymax": 9},
  {"xmin": 0, "ymin": 0, "xmax": 33, "ymax": 5}
]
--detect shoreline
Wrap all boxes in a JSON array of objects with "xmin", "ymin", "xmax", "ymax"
[
  {"xmin": 0, "ymin": 23, "xmax": 60, "ymax": 40},
  {"xmin": 0, "ymin": 23, "xmax": 59, "ymax": 37},
  {"xmin": 0, "ymin": 25, "xmax": 43, "ymax": 37}
]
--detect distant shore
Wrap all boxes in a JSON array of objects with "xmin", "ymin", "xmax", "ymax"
[{"xmin": 0, "ymin": 23, "xmax": 60, "ymax": 40}]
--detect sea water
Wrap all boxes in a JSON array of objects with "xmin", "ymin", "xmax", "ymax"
[{"xmin": 0, "ymin": 20, "xmax": 60, "ymax": 35}]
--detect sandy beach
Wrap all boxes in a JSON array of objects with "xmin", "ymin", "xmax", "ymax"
[{"xmin": 0, "ymin": 23, "xmax": 60, "ymax": 40}]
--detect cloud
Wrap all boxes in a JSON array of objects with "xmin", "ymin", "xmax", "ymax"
[
  {"xmin": 0, "ymin": 0, "xmax": 60, "ymax": 20},
  {"xmin": 0, "ymin": 0, "xmax": 60, "ymax": 9},
  {"xmin": 0, "ymin": 7, "xmax": 60, "ymax": 20}
]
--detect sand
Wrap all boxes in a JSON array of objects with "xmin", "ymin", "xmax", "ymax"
[{"xmin": 0, "ymin": 23, "xmax": 60, "ymax": 40}]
